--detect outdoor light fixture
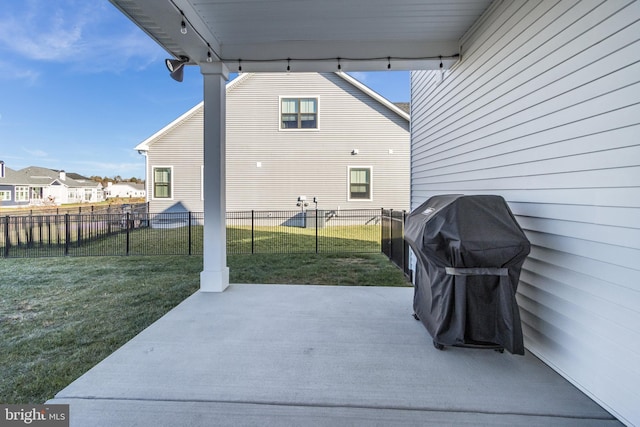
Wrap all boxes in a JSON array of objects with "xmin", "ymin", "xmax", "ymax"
[{"xmin": 165, "ymin": 56, "xmax": 189, "ymax": 82}]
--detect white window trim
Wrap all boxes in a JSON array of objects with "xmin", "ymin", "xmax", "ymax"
[
  {"xmin": 278, "ymin": 95, "xmax": 320, "ymax": 131},
  {"xmin": 15, "ymin": 186, "xmax": 29, "ymax": 202},
  {"xmin": 0, "ymin": 190, "xmax": 11, "ymax": 201},
  {"xmin": 152, "ymin": 165, "xmax": 174, "ymax": 200},
  {"xmin": 347, "ymin": 166, "xmax": 373, "ymax": 202}
]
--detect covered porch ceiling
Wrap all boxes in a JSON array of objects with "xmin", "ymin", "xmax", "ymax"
[{"xmin": 110, "ymin": 0, "xmax": 493, "ymax": 73}]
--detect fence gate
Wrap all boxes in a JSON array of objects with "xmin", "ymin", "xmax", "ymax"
[{"xmin": 382, "ymin": 209, "xmax": 410, "ymax": 278}]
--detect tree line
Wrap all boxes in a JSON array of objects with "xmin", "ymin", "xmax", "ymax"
[{"xmin": 89, "ymin": 176, "xmax": 145, "ymax": 187}]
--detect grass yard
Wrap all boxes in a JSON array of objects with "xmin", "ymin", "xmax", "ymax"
[
  {"xmin": 3, "ymin": 224, "xmax": 381, "ymax": 257},
  {"xmin": 0, "ymin": 253, "xmax": 409, "ymax": 403}
]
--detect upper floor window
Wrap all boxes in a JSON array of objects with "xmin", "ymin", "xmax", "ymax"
[
  {"xmin": 153, "ymin": 167, "xmax": 172, "ymax": 199},
  {"xmin": 0, "ymin": 190, "xmax": 10, "ymax": 201},
  {"xmin": 281, "ymin": 98, "xmax": 318, "ymax": 129}
]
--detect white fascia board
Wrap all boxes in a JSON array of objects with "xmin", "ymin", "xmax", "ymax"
[
  {"xmin": 134, "ymin": 73, "xmax": 252, "ymax": 152},
  {"xmin": 134, "ymin": 102, "xmax": 203, "ymax": 152},
  {"xmin": 335, "ymin": 72, "xmax": 410, "ymax": 122}
]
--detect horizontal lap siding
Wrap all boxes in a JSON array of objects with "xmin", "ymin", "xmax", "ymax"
[
  {"xmin": 148, "ymin": 109, "xmax": 204, "ymax": 213},
  {"xmin": 147, "ymin": 73, "xmax": 409, "ymax": 213},
  {"xmin": 226, "ymin": 73, "xmax": 409, "ymax": 211},
  {"xmin": 410, "ymin": 1, "xmax": 640, "ymax": 425}
]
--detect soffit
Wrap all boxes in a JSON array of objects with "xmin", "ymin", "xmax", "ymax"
[{"xmin": 110, "ymin": 0, "xmax": 492, "ymax": 72}]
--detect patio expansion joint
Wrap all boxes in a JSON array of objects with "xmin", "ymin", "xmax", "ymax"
[{"xmin": 55, "ymin": 396, "xmax": 617, "ymax": 422}]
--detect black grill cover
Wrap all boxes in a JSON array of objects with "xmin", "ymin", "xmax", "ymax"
[{"xmin": 405, "ymin": 195, "xmax": 531, "ymax": 355}]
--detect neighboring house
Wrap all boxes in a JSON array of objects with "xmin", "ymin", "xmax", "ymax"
[
  {"xmin": 135, "ymin": 72, "xmax": 410, "ymax": 213},
  {"xmin": 20, "ymin": 167, "xmax": 104, "ymax": 205},
  {"xmin": 0, "ymin": 163, "xmax": 31, "ymax": 208},
  {"xmin": 410, "ymin": 1, "xmax": 639, "ymax": 425},
  {"xmin": 0, "ymin": 164, "xmax": 104, "ymax": 207},
  {"xmin": 104, "ymin": 182, "xmax": 146, "ymax": 199}
]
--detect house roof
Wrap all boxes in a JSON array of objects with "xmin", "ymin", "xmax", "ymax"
[
  {"xmin": 0, "ymin": 165, "xmax": 29, "ymax": 185},
  {"xmin": 394, "ymin": 103, "xmax": 411, "ymax": 114},
  {"xmin": 18, "ymin": 166, "xmax": 101, "ymax": 188},
  {"xmin": 135, "ymin": 72, "xmax": 409, "ymax": 152}
]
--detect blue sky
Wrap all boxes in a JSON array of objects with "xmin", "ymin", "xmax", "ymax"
[{"xmin": 0, "ymin": 1, "xmax": 410, "ymax": 180}]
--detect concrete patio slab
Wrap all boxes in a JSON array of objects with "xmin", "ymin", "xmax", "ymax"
[{"xmin": 49, "ymin": 284, "xmax": 621, "ymax": 426}]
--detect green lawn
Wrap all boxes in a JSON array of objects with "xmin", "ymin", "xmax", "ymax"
[{"xmin": 0, "ymin": 253, "xmax": 409, "ymax": 403}]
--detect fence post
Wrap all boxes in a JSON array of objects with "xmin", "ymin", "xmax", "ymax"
[
  {"xmin": 315, "ymin": 209, "xmax": 319, "ymax": 254},
  {"xmin": 27, "ymin": 213, "xmax": 33, "ymax": 249},
  {"xmin": 251, "ymin": 210, "xmax": 255, "ymax": 254},
  {"xmin": 125, "ymin": 212, "xmax": 130, "ymax": 255},
  {"xmin": 3, "ymin": 216, "xmax": 9, "ymax": 258},
  {"xmin": 64, "ymin": 213, "xmax": 70, "ymax": 256},
  {"xmin": 380, "ymin": 208, "xmax": 384, "ymax": 253},
  {"xmin": 47, "ymin": 215, "xmax": 52, "ymax": 250},
  {"xmin": 188, "ymin": 211, "xmax": 192, "ymax": 256},
  {"xmin": 77, "ymin": 212, "xmax": 82, "ymax": 247}
]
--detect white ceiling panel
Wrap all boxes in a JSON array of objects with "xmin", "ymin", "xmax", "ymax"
[{"xmin": 110, "ymin": 0, "xmax": 493, "ymax": 72}]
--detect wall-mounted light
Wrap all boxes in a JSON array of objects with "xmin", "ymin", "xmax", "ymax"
[
  {"xmin": 351, "ymin": 149, "xmax": 359, "ymax": 155},
  {"xmin": 165, "ymin": 55, "xmax": 189, "ymax": 82}
]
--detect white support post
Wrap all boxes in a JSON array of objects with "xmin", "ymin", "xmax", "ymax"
[{"xmin": 200, "ymin": 62, "xmax": 230, "ymax": 292}]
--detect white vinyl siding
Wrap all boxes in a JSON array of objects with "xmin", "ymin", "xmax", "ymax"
[
  {"xmin": 146, "ymin": 106, "xmax": 204, "ymax": 212},
  {"xmin": 226, "ymin": 73, "xmax": 409, "ymax": 211},
  {"xmin": 144, "ymin": 73, "xmax": 409, "ymax": 214},
  {"xmin": 410, "ymin": 1, "xmax": 640, "ymax": 425}
]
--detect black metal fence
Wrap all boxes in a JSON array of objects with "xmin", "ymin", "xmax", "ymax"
[
  {"xmin": 1, "ymin": 208, "xmax": 387, "ymax": 258},
  {"xmin": 381, "ymin": 209, "xmax": 411, "ymax": 278}
]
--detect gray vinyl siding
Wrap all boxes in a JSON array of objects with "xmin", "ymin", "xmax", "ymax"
[
  {"xmin": 147, "ymin": 108, "xmax": 204, "ymax": 213},
  {"xmin": 410, "ymin": 1, "xmax": 639, "ymax": 425},
  {"xmin": 226, "ymin": 73, "xmax": 409, "ymax": 211},
  {"xmin": 147, "ymin": 72, "xmax": 409, "ymax": 213}
]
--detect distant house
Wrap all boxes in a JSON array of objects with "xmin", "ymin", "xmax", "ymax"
[
  {"xmin": 0, "ymin": 163, "xmax": 30, "ymax": 208},
  {"xmin": 104, "ymin": 182, "xmax": 146, "ymax": 199},
  {"xmin": 135, "ymin": 72, "xmax": 410, "ymax": 214},
  {"xmin": 0, "ymin": 164, "xmax": 104, "ymax": 207}
]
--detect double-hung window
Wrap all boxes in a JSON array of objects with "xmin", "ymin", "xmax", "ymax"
[
  {"xmin": 153, "ymin": 167, "xmax": 172, "ymax": 199},
  {"xmin": 281, "ymin": 98, "xmax": 318, "ymax": 129},
  {"xmin": 0, "ymin": 191, "xmax": 10, "ymax": 201},
  {"xmin": 348, "ymin": 167, "xmax": 372, "ymax": 200}
]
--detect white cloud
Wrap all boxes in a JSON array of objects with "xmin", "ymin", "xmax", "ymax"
[
  {"xmin": 23, "ymin": 148, "xmax": 49, "ymax": 158},
  {"xmin": 0, "ymin": 60, "xmax": 40, "ymax": 84},
  {"xmin": 0, "ymin": 1, "xmax": 164, "ymax": 75}
]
